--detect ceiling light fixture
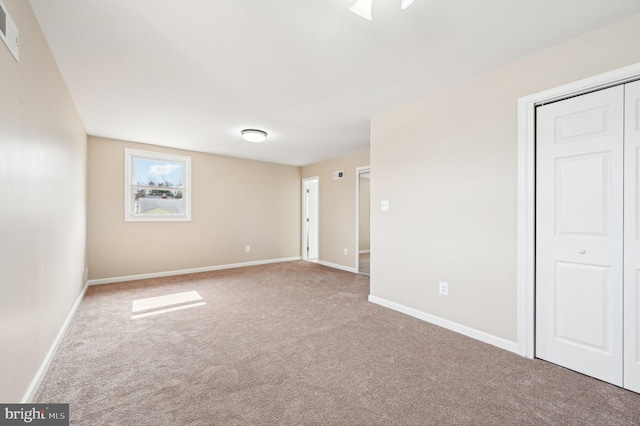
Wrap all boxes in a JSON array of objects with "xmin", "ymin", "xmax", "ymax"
[
  {"xmin": 241, "ymin": 129, "xmax": 268, "ymax": 143},
  {"xmin": 350, "ymin": 0, "xmax": 415, "ymax": 20}
]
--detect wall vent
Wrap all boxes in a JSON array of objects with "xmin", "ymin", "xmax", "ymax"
[
  {"xmin": 0, "ymin": 0, "xmax": 18, "ymax": 61},
  {"xmin": 0, "ymin": 5, "xmax": 6, "ymax": 37},
  {"xmin": 333, "ymin": 170, "xmax": 344, "ymax": 180}
]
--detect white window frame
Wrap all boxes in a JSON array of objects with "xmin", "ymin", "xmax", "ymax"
[{"xmin": 124, "ymin": 148, "xmax": 192, "ymax": 222}]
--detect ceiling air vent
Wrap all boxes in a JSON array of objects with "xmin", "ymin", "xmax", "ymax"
[
  {"xmin": 0, "ymin": 0, "xmax": 18, "ymax": 61},
  {"xmin": 0, "ymin": 5, "xmax": 6, "ymax": 36}
]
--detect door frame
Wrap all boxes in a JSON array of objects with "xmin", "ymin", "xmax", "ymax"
[
  {"xmin": 355, "ymin": 165, "xmax": 371, "ymax": 274},
  {"xmin": 517, "ymin": 62, "xmax": 640, "ymax": 359},
  {"xmin": 301, "ymin": 176, "xmax": 319, "ymax": 262}
]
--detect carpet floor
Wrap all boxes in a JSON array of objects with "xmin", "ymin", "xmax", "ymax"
[{"xmin": 34, "ymin": 261, "xmax": 640, "ymax": 425}]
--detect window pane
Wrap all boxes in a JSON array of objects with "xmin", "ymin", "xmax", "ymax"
[
  {"xmin": 133, "ymin": 158, "xmax": 184, "ymax": 216},
  {"xmin": 133, "ymin": 157, "xmax": 183, "ymax": 188}
]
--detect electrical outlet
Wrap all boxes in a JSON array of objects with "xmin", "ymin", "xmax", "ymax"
[
  {"xmin": 245, "ymin": 245, "xmax": 251, "ymax": 252},
  {"xmin": 344, "ymin": 248, "xmax": 348, "ymax": 255},
  {"xmin": 439, "ymin": 282, "xmax": 449, "ymax": 296}
]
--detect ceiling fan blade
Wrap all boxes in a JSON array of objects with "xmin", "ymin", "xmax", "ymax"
[
  {"xmin": 401, "ymin": 0, "xmax": 416, "ymax": 10},
  {"xmin": 350, "ymin": 0, "xmax": 373, "ymax": 20}
]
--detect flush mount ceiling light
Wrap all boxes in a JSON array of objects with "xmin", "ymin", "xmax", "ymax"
[
  {"xmin": 241, "ymin": 129, "xmax": 268, "ymax": 143},
  {"xmin": 350, "ymin": 0, "xmax": 415, "ymax": 20}
]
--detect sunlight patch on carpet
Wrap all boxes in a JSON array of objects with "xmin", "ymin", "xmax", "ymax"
[
  {"xmin": 132, "ymin": 290, "xmax": 205, "ymax": 319},
  {"xmin": 131, "ymin": 302, "xmax": 206, "ymax": 319}
]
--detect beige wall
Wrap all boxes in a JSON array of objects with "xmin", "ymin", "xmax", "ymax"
[
  {"xmin": 359, "ymin": 176, "xmax": 370, "ymax": 252},
  {"xmin": 0, "ymin": 1, "xmax": 87, "ymax": 402},
  {"xmin": 87, "ymin": 136, "xmax": 301, "ymax": 279},
  {"xmin": 370, "ymin": 14, "xmax": 640, "ymax": 342},
  {"xmin": 302, "ymin": 149, "xmax": 370, "ymax": 270}
]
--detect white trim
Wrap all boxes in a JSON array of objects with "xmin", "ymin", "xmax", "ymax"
[
  {"xmin": 516, "ymin": 62, "xmax": 640, "ymax": 359},
  {"xmin": 369, "ymin": 295, "xmax": 519, "ymax": 354},
  {"xmin": 87, "ymin": 257, "xmax": 301, "ymax": 286},
  {"xmin": 124, "ymin": 148, "xmax": 192, "ymax": 222},
  {"xmin": 355, "ymin": 166, "xmax": 371, "ymax": 274},
  {"xmin": 22, "ymin": 281, "xmax": 89, "ymax": 402},
  {"xmin": 318, "ymin": 260, "xmax": 358, "ymax": 274}
]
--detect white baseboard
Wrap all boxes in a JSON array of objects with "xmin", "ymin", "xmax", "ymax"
[
  {"xmin": 368, "ymin": 295, "xmax": 519, "ymax": 354},
  {"xmin": 358, "ymin": 250, "xmax": 370, "ymax": 254},
  {"xmin": 22, "ymin": 281, "xmax": 89, "ymax": 403},
  {"xmin": 87, "ymin": 257, "xmax": 302, "ymax": 286},
  {"xmin": 318, "ymin": 260, "xmax": 358, "ymax": 274}
]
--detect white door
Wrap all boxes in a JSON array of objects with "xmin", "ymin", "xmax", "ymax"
[
  {"xmin": 303, "ymin": 178, "xmax": 319, "ymax": 261},
  {"xmin": 624, "ymin": 80, "xmax": 640, "ymax": 393},
  {"xmin": 536, "ymin": 86, "xmax": 625, "ymax": 386}
]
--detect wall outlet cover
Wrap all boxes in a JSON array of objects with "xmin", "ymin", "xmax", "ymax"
[{"xmin": 439, "ymin": 281, "xmax": 449, "ymax": 296}]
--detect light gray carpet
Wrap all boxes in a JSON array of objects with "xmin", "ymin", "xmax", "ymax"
[{"xmin": 35, "ymin": 261, "xmax": 640, "ymax": 425}]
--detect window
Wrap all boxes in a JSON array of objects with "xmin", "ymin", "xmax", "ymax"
[{"xmin": 125, "ymin": 148, "xmax": 191, "ymax": 222}]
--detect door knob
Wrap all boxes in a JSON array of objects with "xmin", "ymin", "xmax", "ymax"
[{"xmin": 578, "ymin": 249, "xmax": 586, "ymax": 254}]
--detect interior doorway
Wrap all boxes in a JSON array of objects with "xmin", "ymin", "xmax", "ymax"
[
  {"xmin": 356, "ymin": 166, "xmax": 371, "ymax": 275},
  {"xmin": 302, "ymin": 176, "xmax": 319, "ymax": 262}
]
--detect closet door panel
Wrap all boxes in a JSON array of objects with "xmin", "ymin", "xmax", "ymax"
[
  {"xmin": 624, "ymin": 79, "xmax": 640, "ymax": 393},
  {"xmin": 536, "ymin": 86, "xmax": 624, "ymax": 386}
]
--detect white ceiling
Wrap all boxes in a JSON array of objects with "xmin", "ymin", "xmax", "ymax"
[{"xmin": 29, "ymin": 0, "xmax": 640, "ymax": 166}]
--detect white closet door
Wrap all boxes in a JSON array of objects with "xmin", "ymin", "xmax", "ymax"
[
  {"xmin": 536, "ymin": 86, "xmax": 624, "ymax": 386},
  {"xmin": 624, "ymin": 80, "xmax": 640, "ymax": 393}
]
